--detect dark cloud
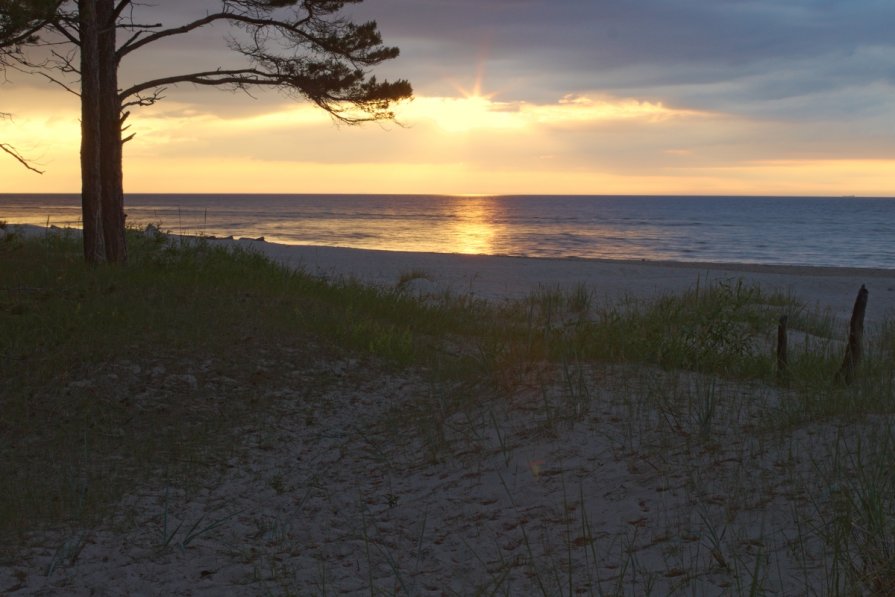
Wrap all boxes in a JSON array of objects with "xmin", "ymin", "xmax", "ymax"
[
  {"xmin": 350, "ymin": 0, "xmax": 895, "ymax": 117},
  {"xmin": 39, "ymin": 0, "xmax": 891, "ymax": 125},
  {"xmin": 360, "ymin": 0, "xmax": 893, "ymax": 70}
]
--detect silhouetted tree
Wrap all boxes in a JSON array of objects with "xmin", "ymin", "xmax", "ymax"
[
  {"xmin": 0, "ymin": 113, "xmax": 42, "ymax": 172},
  {"xmin": 2, "ymin": 0, "xmax": 412, "ymax": 263},
  {"xmin": 0, "ymin": 0, "xmax": 58, "ymax": 173},
  {"xmin": 0, "ymin": 1, "xmax": 57, "ymax": 50}
]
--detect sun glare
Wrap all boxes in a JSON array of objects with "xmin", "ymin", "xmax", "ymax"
[
  {"xmin": 402, "ymin": 95, "xmax": 526, "ymax": 134},
  {"xmin": 395, "ymin": 90, "xmax": 705, "ymax": 136},
  {"xmin": 3, "ymin": 73, "xmax": 891, "ymax": 197}
]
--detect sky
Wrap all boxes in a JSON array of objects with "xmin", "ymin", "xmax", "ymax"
[{"xmin": 1, "ymin": 0, "xmax": 894, "ymax": 196}]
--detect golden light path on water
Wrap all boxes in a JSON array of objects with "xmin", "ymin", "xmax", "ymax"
[
  {"xmin": 4, "ymin": 194, "xmax": 895, "ymax": 268},
  {"xmin": 447, "ymin": 196, "xmax": 500, "ymax": 255}
]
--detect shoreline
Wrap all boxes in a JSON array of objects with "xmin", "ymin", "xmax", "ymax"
[
  {"xmin": 224, "ymin": 237, "xmax": 895, "ymax": 325},
  {"xmin": 6, "ymin": 222, "xmax": 895, "ymax": 595},
  {"xmin": 13, "ymin": 223, "xmax": 895, "ymax": 323}
]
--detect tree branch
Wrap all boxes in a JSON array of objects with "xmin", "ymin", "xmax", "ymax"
[
  {"xmin": 117, "ymin": 12, "xmax": 233, "ymax": 58},
  {"xmin": 112, "ymin": 0, "xmax": 133, "ymax": 23},
  {"xmin": 120, "ymin": 68, "xmax": 273, "ymax": 100},
  {"xmin": 50, "ymin": 13, "xmax": 80, "ymax": 45},
  {"xmin": 35, "ymin": 68, "xmax": 80, "ymax": 97},
  {"xmin": 117, "ymin": 10, "xmax": 318, "ymax": 59},
  {"xmin": 0, "ymin": 143, "xmax": 44, "ymax": 173},
  {"xmin": 0, "ymin": 2, "xmax": 60, "ymax": 46}
]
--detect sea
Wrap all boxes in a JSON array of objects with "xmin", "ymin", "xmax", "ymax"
[{"xmin": 2, "ymin": 194, "xmax": 894, "ymax": 269}]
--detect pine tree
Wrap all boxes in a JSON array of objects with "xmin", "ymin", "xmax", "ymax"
[{"xmin": 1, "ymin": 0, "xmax": 412, "ymax": 263}]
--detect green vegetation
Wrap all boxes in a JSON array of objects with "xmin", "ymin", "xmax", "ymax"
[
  {"xmin": 2, "ymin": 226, "xmax": 894, "ymax": 594},
  {"xmin": 0, "ymin": 227, "xmax": 474, "ymax": 542}
]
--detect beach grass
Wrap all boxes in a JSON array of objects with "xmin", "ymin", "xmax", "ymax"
[
  {"xmin": 3, "ymin": 226, "xmax": 895, "ymax": 593},
  {"xmin": 0, "ymin": 228, "xmax": 473, "ymax": 546}
]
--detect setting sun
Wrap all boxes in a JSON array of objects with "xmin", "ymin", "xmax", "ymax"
[
  {"xmin": 399, "ymin": 94, "xmax": 525, "ymax": 134},
  {"xmin": 0, "ymin": 1, "xmax": 892, "ymax": 199},
  {"xmin": 3, "ymin": 3, "xmax": 895, "ymax": 595}
]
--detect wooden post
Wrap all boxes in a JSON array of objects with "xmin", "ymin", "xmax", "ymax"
[
  {"xmin": 836, "ymin": 284, "xmax": 869, "ymax": 385},
  {"xmin": 776, "ymin": 315, "xmax": 788, "ymax": 385}
]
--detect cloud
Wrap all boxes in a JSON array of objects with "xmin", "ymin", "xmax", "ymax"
[
  {"xmin": 2, "ymin": 0, "xmax": 894, "ymax": 196},
  {"xmin": 395, "ymin": 93, "xmax": 705, "ymax": 135},
  {"xmin": 356, "ymin": 0, "xmax": 895, "ymax": 118},
  {"xmin": 40, "ymin": 0, "xmax": 895, "ymax": 123}
]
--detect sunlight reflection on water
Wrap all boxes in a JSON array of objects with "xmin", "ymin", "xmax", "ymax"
[{"xmin": 2, "ymin": 194, "xmax": 894, "ymax": 268}]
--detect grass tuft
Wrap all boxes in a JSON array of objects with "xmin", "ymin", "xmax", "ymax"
[{"xmin": 4, "ymin": 229, "xmax": 895, "ymax": 594}]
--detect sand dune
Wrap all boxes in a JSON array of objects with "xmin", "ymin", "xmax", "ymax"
[{"xmin": 6, "ymin": 224, "xmax": 895, "ymax": 595}]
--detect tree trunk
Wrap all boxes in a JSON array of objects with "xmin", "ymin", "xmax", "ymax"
[
  {"xmin": 78, "ymin": 0, "xmax": 103, "ymax": 263},
  {"xmin": 78, "ymin": 0, "xmax": 127, "ymax": 265},
  {"xmin": 97, "ymin": 0, "xmax": 126, "ymax": 264}
]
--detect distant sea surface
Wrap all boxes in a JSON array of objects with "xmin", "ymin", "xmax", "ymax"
[{"xmin": 2, "ymin": 194, "xmax": 894, "ymax": 269}]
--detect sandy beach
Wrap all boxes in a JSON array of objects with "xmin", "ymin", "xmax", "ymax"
[
  {"xmin": 16, "ymin": 224, "xmax": 895, "ymax": 321},
  {"xmin": 5, "ymin": 227, "xmax": 895, "ymax": 595},
  {"xmin": 4, "ymin": 0, "xmax": 894, "ymax": 591},
  {"xmin": 237, "ymin": 237, "xmax": 895, "ymax": 325}
]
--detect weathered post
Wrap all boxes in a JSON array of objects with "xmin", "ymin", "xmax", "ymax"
[
  {"xmin": 836, "ymin": 285, "xmax": 869, "ymax": 385},
  {"xmin": 776, "ymin": 315, "xmax": 788, "ymax": 385}
]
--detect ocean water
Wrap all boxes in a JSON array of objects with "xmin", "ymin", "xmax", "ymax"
[{"xmin": 2, "ymin": 194, "xmax": 894, "ymax": 269}]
